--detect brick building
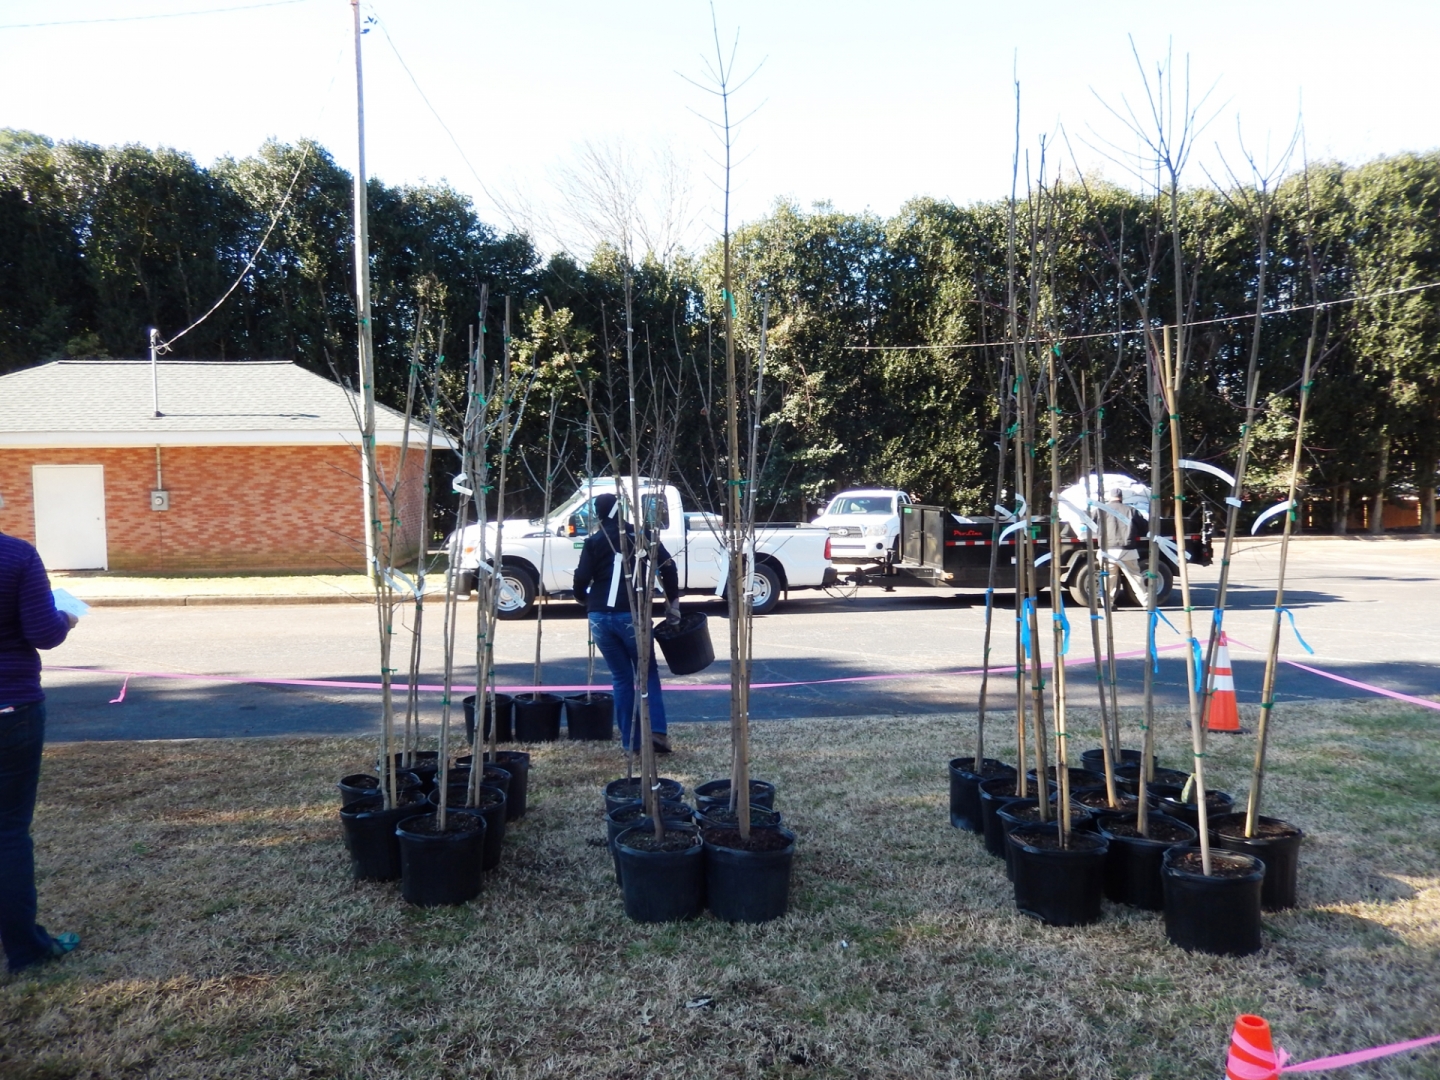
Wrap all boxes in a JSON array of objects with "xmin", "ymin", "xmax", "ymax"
[{"xmin": 0, "ymin": 359, "xmax": 436, "ymax": 574}]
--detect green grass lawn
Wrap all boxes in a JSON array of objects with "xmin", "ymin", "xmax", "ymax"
[{"xmin": 4, "ymin": 701, "xmax": 1438, "ymax": 1079}]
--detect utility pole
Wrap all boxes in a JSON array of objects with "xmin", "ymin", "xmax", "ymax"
[
  {"xmin": 149, "ymin": 327, "xmax": 161, "ymax": 417},
  {"xmin": 351, "ymin": 0, "xmax": 378, "ymax": 581}
]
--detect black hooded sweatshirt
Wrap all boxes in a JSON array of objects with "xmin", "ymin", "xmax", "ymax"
[{"xmin": 572, "ymin": 516, "xmax": 680, "ymax": 614}]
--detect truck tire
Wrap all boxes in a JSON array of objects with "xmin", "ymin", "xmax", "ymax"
[
  {"xmin": 750, "ymin": 563, "xmax": 783, "ymax": 616},
  {"xmin": 495, "ymin": 564, "xmax": 537, "ymax": 620}
]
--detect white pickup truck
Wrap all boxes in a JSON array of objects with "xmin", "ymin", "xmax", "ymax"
[{"xmin": 450, "ymin": 478, "xmax": 838, "ymax": 618}]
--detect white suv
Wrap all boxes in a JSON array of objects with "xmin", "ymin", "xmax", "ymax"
[{"xmin": 812, "ymin": 488, "xmax": 910, "ymax": 563}]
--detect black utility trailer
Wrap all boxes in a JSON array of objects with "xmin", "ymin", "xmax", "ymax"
[{"xmin": 861, "ymin": 504, "xmax": 1213, "ymax": 605}]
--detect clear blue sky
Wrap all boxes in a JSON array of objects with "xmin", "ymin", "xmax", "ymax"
[{"xmin": 3, "ymin": 0, "xmax": 1438, "ymax": 250}]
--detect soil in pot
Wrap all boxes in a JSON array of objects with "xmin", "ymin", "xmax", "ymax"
[
  {"xmin": 378, "ymin": 752, "xmax": 439, "ymax": 793},
  {"xmin": 464, "ymin": 693, "xmax": 514, "ymax": 745},
  {"xmin": 1008, "ymin": 823, "xmax": 1109, "ymax": 927},
  {"xmin": 604, "ymin": 776, "xmax": 685, "ymax": 814},
  {"xmin": 978, "ymin": 776, "xmax": 1028, "ymax": 858},
  {"xmin": 1116, "ymin": 764, "xmax": 1188, "ymax": 795},
  {"xmin": 615, "ymin": 824, "xmax": 705, "ymax": 922},
  {"xmin": 513, "ymin": 693, "xmax": 564, "ymax": 742},
  {"xmin": 1210, "ymin": 813, "xmax": 1303, "ymax": 911},
  {"xmin": 564, "ymin": 693, "xmax": 614, "ymax": 741},
  {"xmin": 1161, "ymin": 789, "xmax": 1234, "ymax": 831},
  {"xmin": 949, "ymin": 757, "xmax": 1016, "ymax": 832},
  {"xmin": 694, "ymin": 803, "xmax": 783, "ymax": 831},
  {"xmin": 1161, "ymin": 846, "xmax": 1265, "ymax": 956},
  {"xmin": 339, "ymin": 790, "xmax": 430, "ymax": 881},
  {"xmin": 1072, "ymin": 786, "xmax": 1142, "ymax": 814},
  {"xmin": 1081, "ymin": 747, "xmax": 1142, "ymax": 774},
  {"xmin": 1028, "ymin": 765, "xmax": 1095, "ymax": 793},
  {"xmin": 695, "ymin": 778, "xmax": 776, "ymax": 812},
  {"xmin": 484, "ymin": 751, "xmax": 530, "ymax": 820},
  {"xmin": 702, "ymin": 826, "xmax": 796, "ymax": 923},
  {"xmin": 397, "ymin": 811, "xmax": 486, "ymax": 906},
  {"xmin": 338, "ymin": 770, "xmax": 420, "ymax": 808},
  {"xmin": 1098, "ymin": 812, "xmax": 1197, "ymax": 910},
  {"xmin": 444, "ymin": 764, "xmax": 510, "ymax": 802},
  {"xmin": 606, "ymin": 801, "xmax": 693, "ymax": 884}
]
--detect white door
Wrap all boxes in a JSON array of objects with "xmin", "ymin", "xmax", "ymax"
[{"xmin": 32, "ymin": 464, "xmax": 108, "ymax": 570}]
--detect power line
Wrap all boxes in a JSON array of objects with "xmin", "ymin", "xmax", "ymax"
[
  {"xmin": 0, "ymin": 0, "xmax": 310, "ymax": 31},
  {"xmin": 844, "ymin": 279, "xmax": 1440, "ymax": 352}
]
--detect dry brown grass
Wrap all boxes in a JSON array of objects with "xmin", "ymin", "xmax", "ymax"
[{"xmin": 4, "ymin": 701, "xmax": 1438, "ymax": 1080}]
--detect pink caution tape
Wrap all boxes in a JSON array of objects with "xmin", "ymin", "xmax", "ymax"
[
  {"xmin": 1225, "ymin": 637, "xmax": 1440, "ymax": 712},
  {"xmin": 57, "ymin": 642, "xmax": 1190, "ymax": 703},
  {"xmin": 1280, "ymin": 1032, "xmax": 1440, "ymax": 1072}
]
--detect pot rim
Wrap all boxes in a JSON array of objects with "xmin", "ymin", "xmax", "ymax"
[
  {"xmin": 1098, "ymin": 811, "xmax": 1197, "ymax": 845},
  {"xmin": 395, "ymin": 811, "xmax": 488, "ymax": 841},
  {"xmin": 1161, "ymin": 844, "xmax": 1265, "ymax": 881},
  {"xmin": 1208, "ymin": 812, "xmax": 1305, "ymax": 843},
  {"xmin": 1008, "ymin": 821, "xmax": 1108, "ymax": 854},
  {"xmin": 614, "ymin": 824, "xmax": 702, "ymax": 854},
  {"xmin": 701, "ymin": 825, "xmax": 796, "ymax": 854}
]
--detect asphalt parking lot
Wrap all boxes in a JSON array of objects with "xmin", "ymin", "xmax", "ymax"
[{"xmin": 41, "ymin": 538, "xmax": 1440, "ymax": 742}]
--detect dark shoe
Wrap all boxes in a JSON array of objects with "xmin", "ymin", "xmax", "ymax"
[{"xmin": 652, "ymin": 733, "xmax": 672, "ymax": 754}]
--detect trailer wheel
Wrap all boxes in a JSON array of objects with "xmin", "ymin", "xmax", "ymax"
[
  {"xmin": 1118, "ymin": 560, "xmax": 1174, "ymax": 607},
  {"xmin": 1066, "ymin": 557, "xmax": 1104, "ymax": 609}
]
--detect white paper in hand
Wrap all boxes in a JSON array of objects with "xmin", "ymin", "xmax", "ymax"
[{"xmin": 52, "ymin": 588, "xmax": 90, "ymax": 619}]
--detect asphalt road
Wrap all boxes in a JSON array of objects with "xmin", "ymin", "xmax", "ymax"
[{"xmin": 41, "ymin": 538, "xmax": 1440, "ymax": 742}]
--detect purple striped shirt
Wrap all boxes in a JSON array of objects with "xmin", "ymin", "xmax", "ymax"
[{"xmin": 0, "ymin": 533, "xmax": 71, "ymax": 706}]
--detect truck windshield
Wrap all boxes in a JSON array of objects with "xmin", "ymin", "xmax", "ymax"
[{"xmin": 827, "ymin": 496, "xmax": 894, "ymax": 515}]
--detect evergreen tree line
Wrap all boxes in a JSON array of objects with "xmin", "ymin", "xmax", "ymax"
[{"xmin": 3, "ymin": 129, "xmax": 1437, "ymax": 531}]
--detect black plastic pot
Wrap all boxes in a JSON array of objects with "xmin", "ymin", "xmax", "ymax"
[
  {"xmin": 615, "ymin": 824, "xmax": 705, "ymax": 922},
  {"xmin": 1209, "ymin": 812, "xmax": 1303, "ymax": 911},
  {"xmin": 995, "ymin": 798, "xmax": 1038, "ymax": 881},
  {"xmin": 653, "ymin": 610, "xmax": 714, "ymax": 675},
  {"xmin": 564, "ymin": 693, "xmax": 614, "ymax": 740},
  {"xmin": 1097, "ymin": 812, "xmax": 1197, "ymax": 910},
  {"xmin": 339, "ymin": 791, "xmax": 430, "ymax": 881},
  {"xmin": 948, "ymin": 757, "xmax": 1016, "ymax": 832},
  {"xmin": 605, "ymin": 801, "xmax": 694, "ymax": 884},
  {"xmin": 604, "ymin": 776, "xmax": 685, "ymax": 814},
  {"xmin": 1027, "ymin": 765, "xmax": 1095, "ymax": 794},
  {"xmin": 695, "ymin": 778, "xmax": 776, "ymax": 813},
  {"xmin": 443, "ymin": 763, "xmax": 511, "ymax": 803},
  {"xmin": 1160, "ymin": 789, "xmax": 1234, "ymax": 831},
  {"xmin": 1008, "ymin": 823, "xmax": 1109, "ymax": 927},
  {"xmin": 445, "ymin": 784, "xmax": 507, "ymax": 871},
  {"xmin": 338, "ymin": 770, "xmax": 420, "ymax": 808},
  {"xmin": 1161, "ymin": 845, "xmax": 1265, "ymax": 956},
  {"xmin": 513, "ymin": 693, "xmax": 564, "ymax": 742},
  {"xmin": 694, "ymin": 803, "xmax": 783, "ymax": 832},
  {"xmin": 378, "ymin": 752, "xmax": 439, "ymax": 792},
  {"xmin": 702, "ymin": 826, "xmax": 796, "ymax": 923},
  {"xmin": 483, "ymin": 750, "xmax": 530, "ymax": 820},
  {"xmin": 396, "ymin": 812, "xmax": 486, "ymax": 906},
  {"xmin": 1116, "ymin": 764, "xmax": 1189, "ymax": 795},
  {"xmin": 1001, "ymin": 801, "xmax": 1096, "ymax": 881},
  {"xmin": 464, "ymin": 693, "xmax": 514, "ymax": 745},
  {"xmin": 979, "ymin": 776, "xmax": 1028, "ymax": 858},
  {"xmin": 1081, "ymin": 747, "xmax": 1143, "ymax": 775}
]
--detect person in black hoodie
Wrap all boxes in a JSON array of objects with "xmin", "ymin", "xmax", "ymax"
[{"xmin": 573, "ymin": 492, "xmax": 681, "ymax": 753}]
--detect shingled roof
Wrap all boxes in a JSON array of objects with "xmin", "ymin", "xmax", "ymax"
[{"xmin": 0, "ymin": 360, "xmax": 440, "ymax": 447}]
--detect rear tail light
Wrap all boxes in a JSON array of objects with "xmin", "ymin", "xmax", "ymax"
[{"xmin": 824, "ymin": 537, "xmax": 832, "ymax": 560}]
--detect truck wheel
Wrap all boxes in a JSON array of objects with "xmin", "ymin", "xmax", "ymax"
[
  {"xmin": 750, "ymin": 563, "xmax": 783, "ymax": 616},
  {"xmin": 1066, "ymin": 557, "xmax": 1102, "ymax": 609},
  {"xmin": 495, "ymin": 564, "xmax": 537, "ymax": 620}
]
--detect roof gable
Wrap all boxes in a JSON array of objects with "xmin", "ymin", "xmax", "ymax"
[{"xmin": 0, "ymin": 360, "xmax": 439, "ymax": 448}]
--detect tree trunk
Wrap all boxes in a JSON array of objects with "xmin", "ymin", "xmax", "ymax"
[
  {"xmin": 1421, "ymin": 482, "xmax": 1436, "ymax": 534},
  {"xmin": 1369, "ymin": 434, "xmax": 1390, "ymax": 536},
  {"xmin": 1333, "ymin": 482, "xmax": 1349, "ymax": 535}
]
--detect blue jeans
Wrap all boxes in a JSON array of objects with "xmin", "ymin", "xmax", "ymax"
[
  {"xmin": 588, "ymin": 612, "xmax": 667, "ymax": 750},
  {"xmin": 0, "ymin": 701, "xmax": 55, "ymax": 972}
]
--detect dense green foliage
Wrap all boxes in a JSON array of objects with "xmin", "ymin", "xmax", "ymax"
[{"xmin": 3, "ymin": 130, "xmax": 1437, "ymax": 528}]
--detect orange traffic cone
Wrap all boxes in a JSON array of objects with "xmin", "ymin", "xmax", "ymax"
[
  {"xmin": 1226, "ymin": 1014, "xmax": 1280, "ymax": 1080},
  {"xmin": 1206, "ymin": 630, "xmax": 1242, "ymax": 733}
]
